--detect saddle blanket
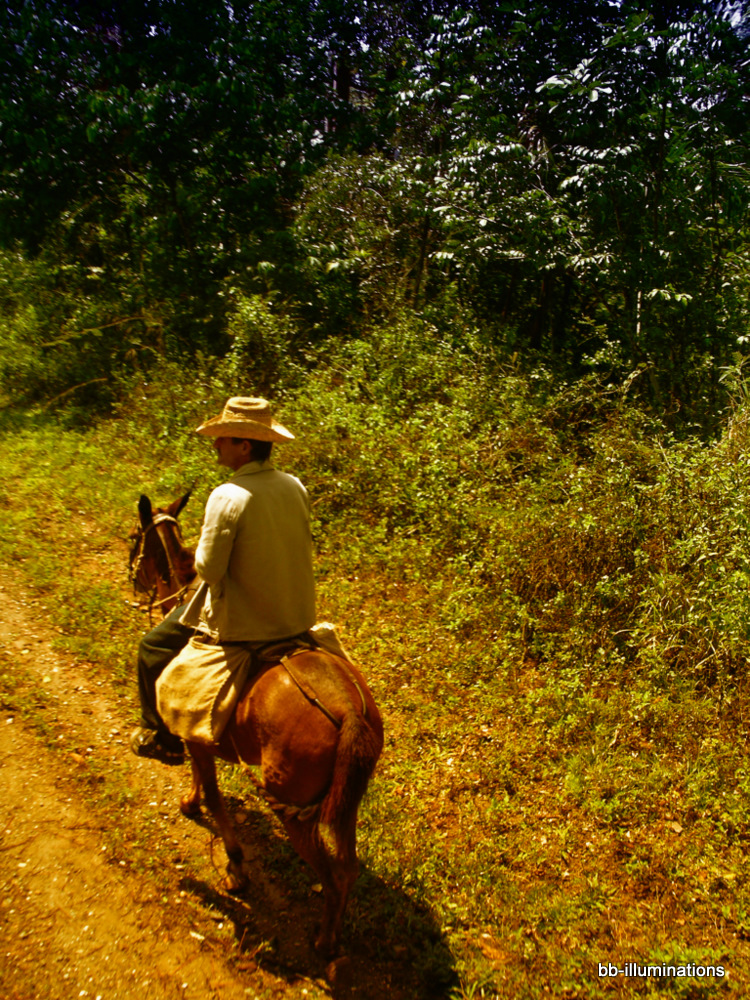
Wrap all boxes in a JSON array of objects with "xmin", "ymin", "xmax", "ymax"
[{"xmin": 155, "ymin": 622, "xmax": 351, "ymax": 746}]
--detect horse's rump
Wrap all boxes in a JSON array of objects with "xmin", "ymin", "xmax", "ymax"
[{"xmin": 224, "ymin": 649, "xmax": 382, "ymax": 811}]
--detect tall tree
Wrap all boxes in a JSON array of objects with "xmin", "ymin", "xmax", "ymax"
[{"xmin": 0, "ymin": 1, "xmax": 357, "ymax": 342}]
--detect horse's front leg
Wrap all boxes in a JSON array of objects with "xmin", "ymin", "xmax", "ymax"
[
  {"xmin": 182, "ymin": 742, "xmax": 247, "ymax": 892},
  {"xmin": 179, "ymin": 750, "xmax": 203, "ymax": 818}
]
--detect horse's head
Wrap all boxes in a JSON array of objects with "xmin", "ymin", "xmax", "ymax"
[{"xmin": 129, "ymin": 490, "xmax": 196, "ymax": 617}]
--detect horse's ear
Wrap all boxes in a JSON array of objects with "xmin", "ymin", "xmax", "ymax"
[
  {"xmin": 169, "ymin": 489, "xmax": 191, "ymax": 519},
  {"xmin": 138, "ymin": 494, "xmax": 153, "ymax": 528}
]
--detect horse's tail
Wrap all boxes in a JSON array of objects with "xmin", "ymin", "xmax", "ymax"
[{"xmin": 319, "ymin": 703, "xmax": 382, "ymax": 830}]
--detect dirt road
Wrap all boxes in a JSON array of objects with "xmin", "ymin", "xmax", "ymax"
[{"xmin": 0, "ymin": 578, "xmax": 405, "ymax": 1000}]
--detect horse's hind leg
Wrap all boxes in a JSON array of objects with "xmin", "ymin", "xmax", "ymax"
[
  {"xmin": 320, "ymin": 808, "xmax": 359, "ymax": 956},
  {"xmin": 280, "ymin": 811, "xmax": 356, "ymax": 956},
  {"xmin": 181, "ymin": 745, "xmax": 247, "ymax": 892}
]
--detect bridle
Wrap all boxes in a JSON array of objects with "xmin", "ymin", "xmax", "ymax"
[{"xmin": 129, "ymin": 513, "xmax": 195, "ymax": 620}]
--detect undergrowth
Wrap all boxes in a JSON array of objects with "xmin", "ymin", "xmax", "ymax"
[{"xmin": 2, "ymin": 320, "xmax": 750, "ymax": 996}]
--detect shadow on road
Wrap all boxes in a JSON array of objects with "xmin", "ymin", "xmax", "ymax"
[{"xmin": 178, "ymin": 795, "xmax": 458, "ymax": 1000}]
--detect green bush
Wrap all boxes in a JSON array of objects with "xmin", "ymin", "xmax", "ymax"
[{"xmin": 220, "ymin": 293, "xmax": 307, "ymax": 396}]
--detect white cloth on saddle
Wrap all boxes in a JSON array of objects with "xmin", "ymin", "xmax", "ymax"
[
  {"xmin": 155, "ymin": 637, "xmax": 254, "ymax": 745},
  {"xmin": 155, "ymin": 623, "xmax": 351, "ymax": 746},
  {"xmin": 309, "ymin": 622, "xmax": 352, "ymax": 663}
]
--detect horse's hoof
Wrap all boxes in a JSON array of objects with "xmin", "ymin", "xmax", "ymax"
[
  {"xmin": 180, "ymin": 796, "xmax": 201, "ymax": 818},
  {"xmin": 325, "ymin": 956, "xmax": 351, "ymax": 988},
  {"xmin": 224, "ymin": 873, "xmax": 247, "ymax": 894}
]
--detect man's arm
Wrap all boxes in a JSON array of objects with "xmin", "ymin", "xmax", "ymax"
[{"xmin": 194, "ymin": 489, "xmax": 240, "ymax": 585}]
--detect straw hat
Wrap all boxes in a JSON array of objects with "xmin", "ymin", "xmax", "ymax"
[{"xmin": 195, "ymin": 397, "xmax": 294, "ymax": 442}]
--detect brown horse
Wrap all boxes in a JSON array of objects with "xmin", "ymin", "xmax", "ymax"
[{"xmin": 130, "ymin": 493, "xmax": 384, "ymax": 956}]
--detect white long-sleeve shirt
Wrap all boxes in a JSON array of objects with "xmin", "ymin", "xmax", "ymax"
[{"xmin": 180, "ymin": 459, "xmax": 316, "ymax": 641}]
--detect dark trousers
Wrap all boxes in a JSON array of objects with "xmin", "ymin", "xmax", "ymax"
[{"xmin": 137, "ymin": 604, "xmax": 194, "ymax": 746}]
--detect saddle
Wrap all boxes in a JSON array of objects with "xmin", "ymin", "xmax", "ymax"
[{"xmin": 155, "ymin": 623, "xmax": 353, "ymax": 745}]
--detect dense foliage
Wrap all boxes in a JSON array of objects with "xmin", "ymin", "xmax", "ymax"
[{"xmin": 1, "ymin": 0, "xmax": 748, "ymax": 428}]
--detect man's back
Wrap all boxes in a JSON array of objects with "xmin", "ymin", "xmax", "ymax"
[{"xmin": 185, "ymin": 459, "xmax": 316, "ymax": 641}]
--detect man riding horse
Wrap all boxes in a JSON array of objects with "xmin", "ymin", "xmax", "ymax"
[{"xmin": 131, "ymin": 396, "xmax": 316, "ymax": 764}]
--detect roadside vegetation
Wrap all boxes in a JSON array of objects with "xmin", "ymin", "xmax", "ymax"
[{"xmin": 3, "ymin": 326, "xmax": 750, "ymax": 996}]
